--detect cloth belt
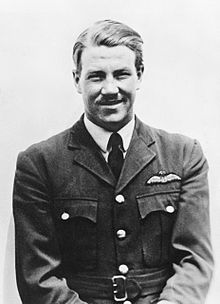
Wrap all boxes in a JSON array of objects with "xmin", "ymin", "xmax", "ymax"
[{"xmin": 67, "ymin": 267, "xmax": 172, "ymax": 302}]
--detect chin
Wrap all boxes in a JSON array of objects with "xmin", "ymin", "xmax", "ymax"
[{"xmin": 100, "ymin": 117, "xmax": 129, "ymax": 131}]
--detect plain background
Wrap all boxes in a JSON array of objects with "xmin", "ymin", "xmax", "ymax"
[{"xmin": 0, "ymin": 0, "xmax": 219, "ymax": 303}]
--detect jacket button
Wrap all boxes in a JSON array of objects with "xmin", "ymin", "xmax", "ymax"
[
  {"xmin": 124, "ymin": 301, "xmax": 132, "ymax": 304},
  {"xmin": 166, "ymin": 205, "xmax": 175, "ymax": 213},
  {"xmin": 116, "ymin": 229, "xmax": 126, "ymax": 239},
  {"xmin": 61, "ymin": 212, "xmax": 70, "ymax": 220},
  {"xmin": 119, "ymin": 264, "xmax": 129, "ymax": 274},
  {"xmin": 115, "ymin": 194, "xmax": 125, "ymax": 203}
]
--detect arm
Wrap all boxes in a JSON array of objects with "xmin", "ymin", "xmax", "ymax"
[
  {"xmin": 158, "ymin": 140, "xmax": 214, "ymax": 304},
  {"xmin": 13, "ymin": 151, "xmax": 86, "ymax": 304}
]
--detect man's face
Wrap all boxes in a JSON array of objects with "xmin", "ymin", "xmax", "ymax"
[{"xmin": 74, "ymin": 45, "xmax": 143, "ymax": 131}]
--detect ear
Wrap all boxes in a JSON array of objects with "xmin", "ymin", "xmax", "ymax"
[
  {"xmin": 72, "ymin": 69, "xmax": 82, "ymax": 94},
  {"xmin": 136, "ymin": 65, "xmax": 144, "ymax": 90}
]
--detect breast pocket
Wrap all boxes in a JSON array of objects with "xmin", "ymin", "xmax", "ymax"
[
  {"xmin": 136, "ymin": 191, "xmax": 179, "ymax": 267},
  {"xmin": 53, "ymin": 198, "xmax": 98, "ymax": 271}
]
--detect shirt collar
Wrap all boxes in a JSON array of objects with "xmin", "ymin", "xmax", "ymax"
[{"xmin": 84, "ymin": 115, "xmax": 135, "ymax": 153}]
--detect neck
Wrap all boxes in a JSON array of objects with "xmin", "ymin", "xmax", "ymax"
[{"xmin": 86, "ymin": 116, "xmax": 134, "ymax": 132}]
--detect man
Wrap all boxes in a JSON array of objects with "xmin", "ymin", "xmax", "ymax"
[{"xmin": 13, "ymin": 20, "xmax": 213, "ymax": 304}]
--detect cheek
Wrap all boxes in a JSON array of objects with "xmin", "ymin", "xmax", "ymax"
[
  {"xmin": 85, "ymin": 86, "xmax": 101, "ymax": 102},
  {"xmin": 121, "ymin": 78, "xmax": 138, "ymax": 93},
  {"xmin": 84, "ymin": 81, "xmax": 100, "ymax": 92}
]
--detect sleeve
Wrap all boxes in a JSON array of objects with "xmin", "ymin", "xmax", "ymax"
[
  {"xmin": 13, "ymin": 151, "xmax": 87, "ymax": 304},
  {"xmin": 158, "ymin": 140, "xmax": 214, "ymax": 304}
]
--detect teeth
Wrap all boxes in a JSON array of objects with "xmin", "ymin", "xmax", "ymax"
[
  {"xmin": 98, "ymin": 98, "xmax": 124, "ymax": 105},
  {"xmin": 103, "ymin": 100, "xmax": 122, "ymax": 104}
]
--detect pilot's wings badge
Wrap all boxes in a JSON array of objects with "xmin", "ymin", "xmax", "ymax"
[{"xmin": 146, "ymin": 171, "xmax": 181, "ymax": 184}]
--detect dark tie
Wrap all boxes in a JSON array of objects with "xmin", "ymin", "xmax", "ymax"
[{"xmin": 107, "ymin": 132, "xmax": 124, "ymax": 179}]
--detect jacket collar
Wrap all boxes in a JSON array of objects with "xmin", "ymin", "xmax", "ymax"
[{"xmin": 68, "ymin": 115, "xmax": 156, "ymax": 192}]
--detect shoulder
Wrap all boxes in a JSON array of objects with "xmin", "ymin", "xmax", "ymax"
[
  {"xmin": 16, "ymin": 116, "xmax": 85, "ymax": 170},
  {"xmin": 18, "ymin": 127, "xmax": 71, "ymax": 160},
  {"xmin": 137, "ymin": 117, "xmax": 195, "ymax": 146},
  {"xmin": 136, "ymin": 118, "xmax": 208, "ymax": 178},
  {"xmin": 136, "ymin": 118, "xmax": 205, "ymax": 163},
  {"xmin": 16, "ymin": 117, "xmax": 83, "ymax": 174}
]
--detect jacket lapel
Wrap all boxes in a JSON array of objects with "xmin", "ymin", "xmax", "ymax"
[
  {"xmin": 68, "ymin": 117, "xmax": 116, "ymax": 187},
  {"xmin": 116, "ymin": 118, "xmax": 156, "ymax": 193},
  {"xmin": 67, "ymin": 117, "xmax": 156, "ymax": 191}
]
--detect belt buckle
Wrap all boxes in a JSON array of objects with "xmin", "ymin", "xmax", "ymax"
[{"xmin": 112, "ymin": 275, "xmax": 128, "ymax": 302}]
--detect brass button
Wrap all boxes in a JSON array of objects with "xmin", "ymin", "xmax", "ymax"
[
  {"xmin": 119, "ymin": 264, "xmax": 129, "ymax": 274},
  {"xmin": 115, "ymin": 194, "xmax": 125, "ymax": 203},
  {"xmin": 166, "ymin": 205, "xmax": 175, "ymax": 213},
  {"xmin": 116, "ymin": 229, "xmax": 126, "ymax": 239},
  {"xmin": 61, "ymin": 212, "xmax": 70, "ymax": 220}
]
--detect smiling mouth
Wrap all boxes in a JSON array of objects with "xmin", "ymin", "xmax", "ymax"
[{"xmin": 99, "ymin": 99, "xmax": 125, "ymax": 106}]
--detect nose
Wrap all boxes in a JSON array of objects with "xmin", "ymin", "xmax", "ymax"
[{"xmin": 101, "ymin": 78, "xmax": 119, "ymax": 95}]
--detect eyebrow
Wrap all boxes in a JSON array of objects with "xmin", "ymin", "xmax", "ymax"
[
  {"xmin": 86, "ymin": 68, "xmax": 132, "ymax": 75},
  {"xmin": 114, "ymin": 68, "xmax": 131, "ymax": 74},
  {"xmin": 86, "ymin": 70, "xmax": 105, "ymax": 76}
]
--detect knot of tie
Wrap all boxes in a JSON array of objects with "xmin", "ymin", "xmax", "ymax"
[
  {"xmin": 107, "ymin": 133, "xmax": 124, "ymax": 179},
  {"xmin": 108, "ymin": 132, "xmax": 124, "ymax": 151}
]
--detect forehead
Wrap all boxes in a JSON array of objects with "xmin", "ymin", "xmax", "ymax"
[{"xmin": 80, "ymin": 45, "xmax": 136, "ymax": 72}]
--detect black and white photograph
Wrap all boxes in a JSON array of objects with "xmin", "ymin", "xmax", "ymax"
[{"xmin": 0, "ymin": 1, "xmax": 219, "ymax": 303}]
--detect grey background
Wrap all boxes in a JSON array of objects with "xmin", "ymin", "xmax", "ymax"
[{"xmin": 0, "ymin": 0, "xmax": 219, "ymax": 302}]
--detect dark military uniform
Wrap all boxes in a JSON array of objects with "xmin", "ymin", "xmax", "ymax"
[{"xmin": 13, "ymin": 116, "xmax": 213, "ymax": 304}]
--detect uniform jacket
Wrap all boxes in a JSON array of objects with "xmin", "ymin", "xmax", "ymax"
[{"xmin": 13, "ymin": 116, "xmax": 213, "ymax": 304}]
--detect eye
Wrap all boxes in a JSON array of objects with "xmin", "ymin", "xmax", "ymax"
[
  {"xmin": 87, "ymin": 73, "xmax": 104, "ymax": 82},
  {"xmin": 114, "ymin": 71, "xmax": 131, "ymax": 80},
  {"xmin": 88, "ymin": 76, "xmax": 102, "ymax": 81}
]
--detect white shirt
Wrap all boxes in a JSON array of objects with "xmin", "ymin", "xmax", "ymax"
[{"xmin": 84, "ymin": 115, "xmax": 135, "ymax": 161}]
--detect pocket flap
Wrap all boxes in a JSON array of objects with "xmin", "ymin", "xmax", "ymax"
[
  {"xmin": 54, "ymin": 198, "xmax": 98, "ymax": 223},
  {"xmin": 137, "ymin": 192, "xmax": 178, "ymax": 219}
]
